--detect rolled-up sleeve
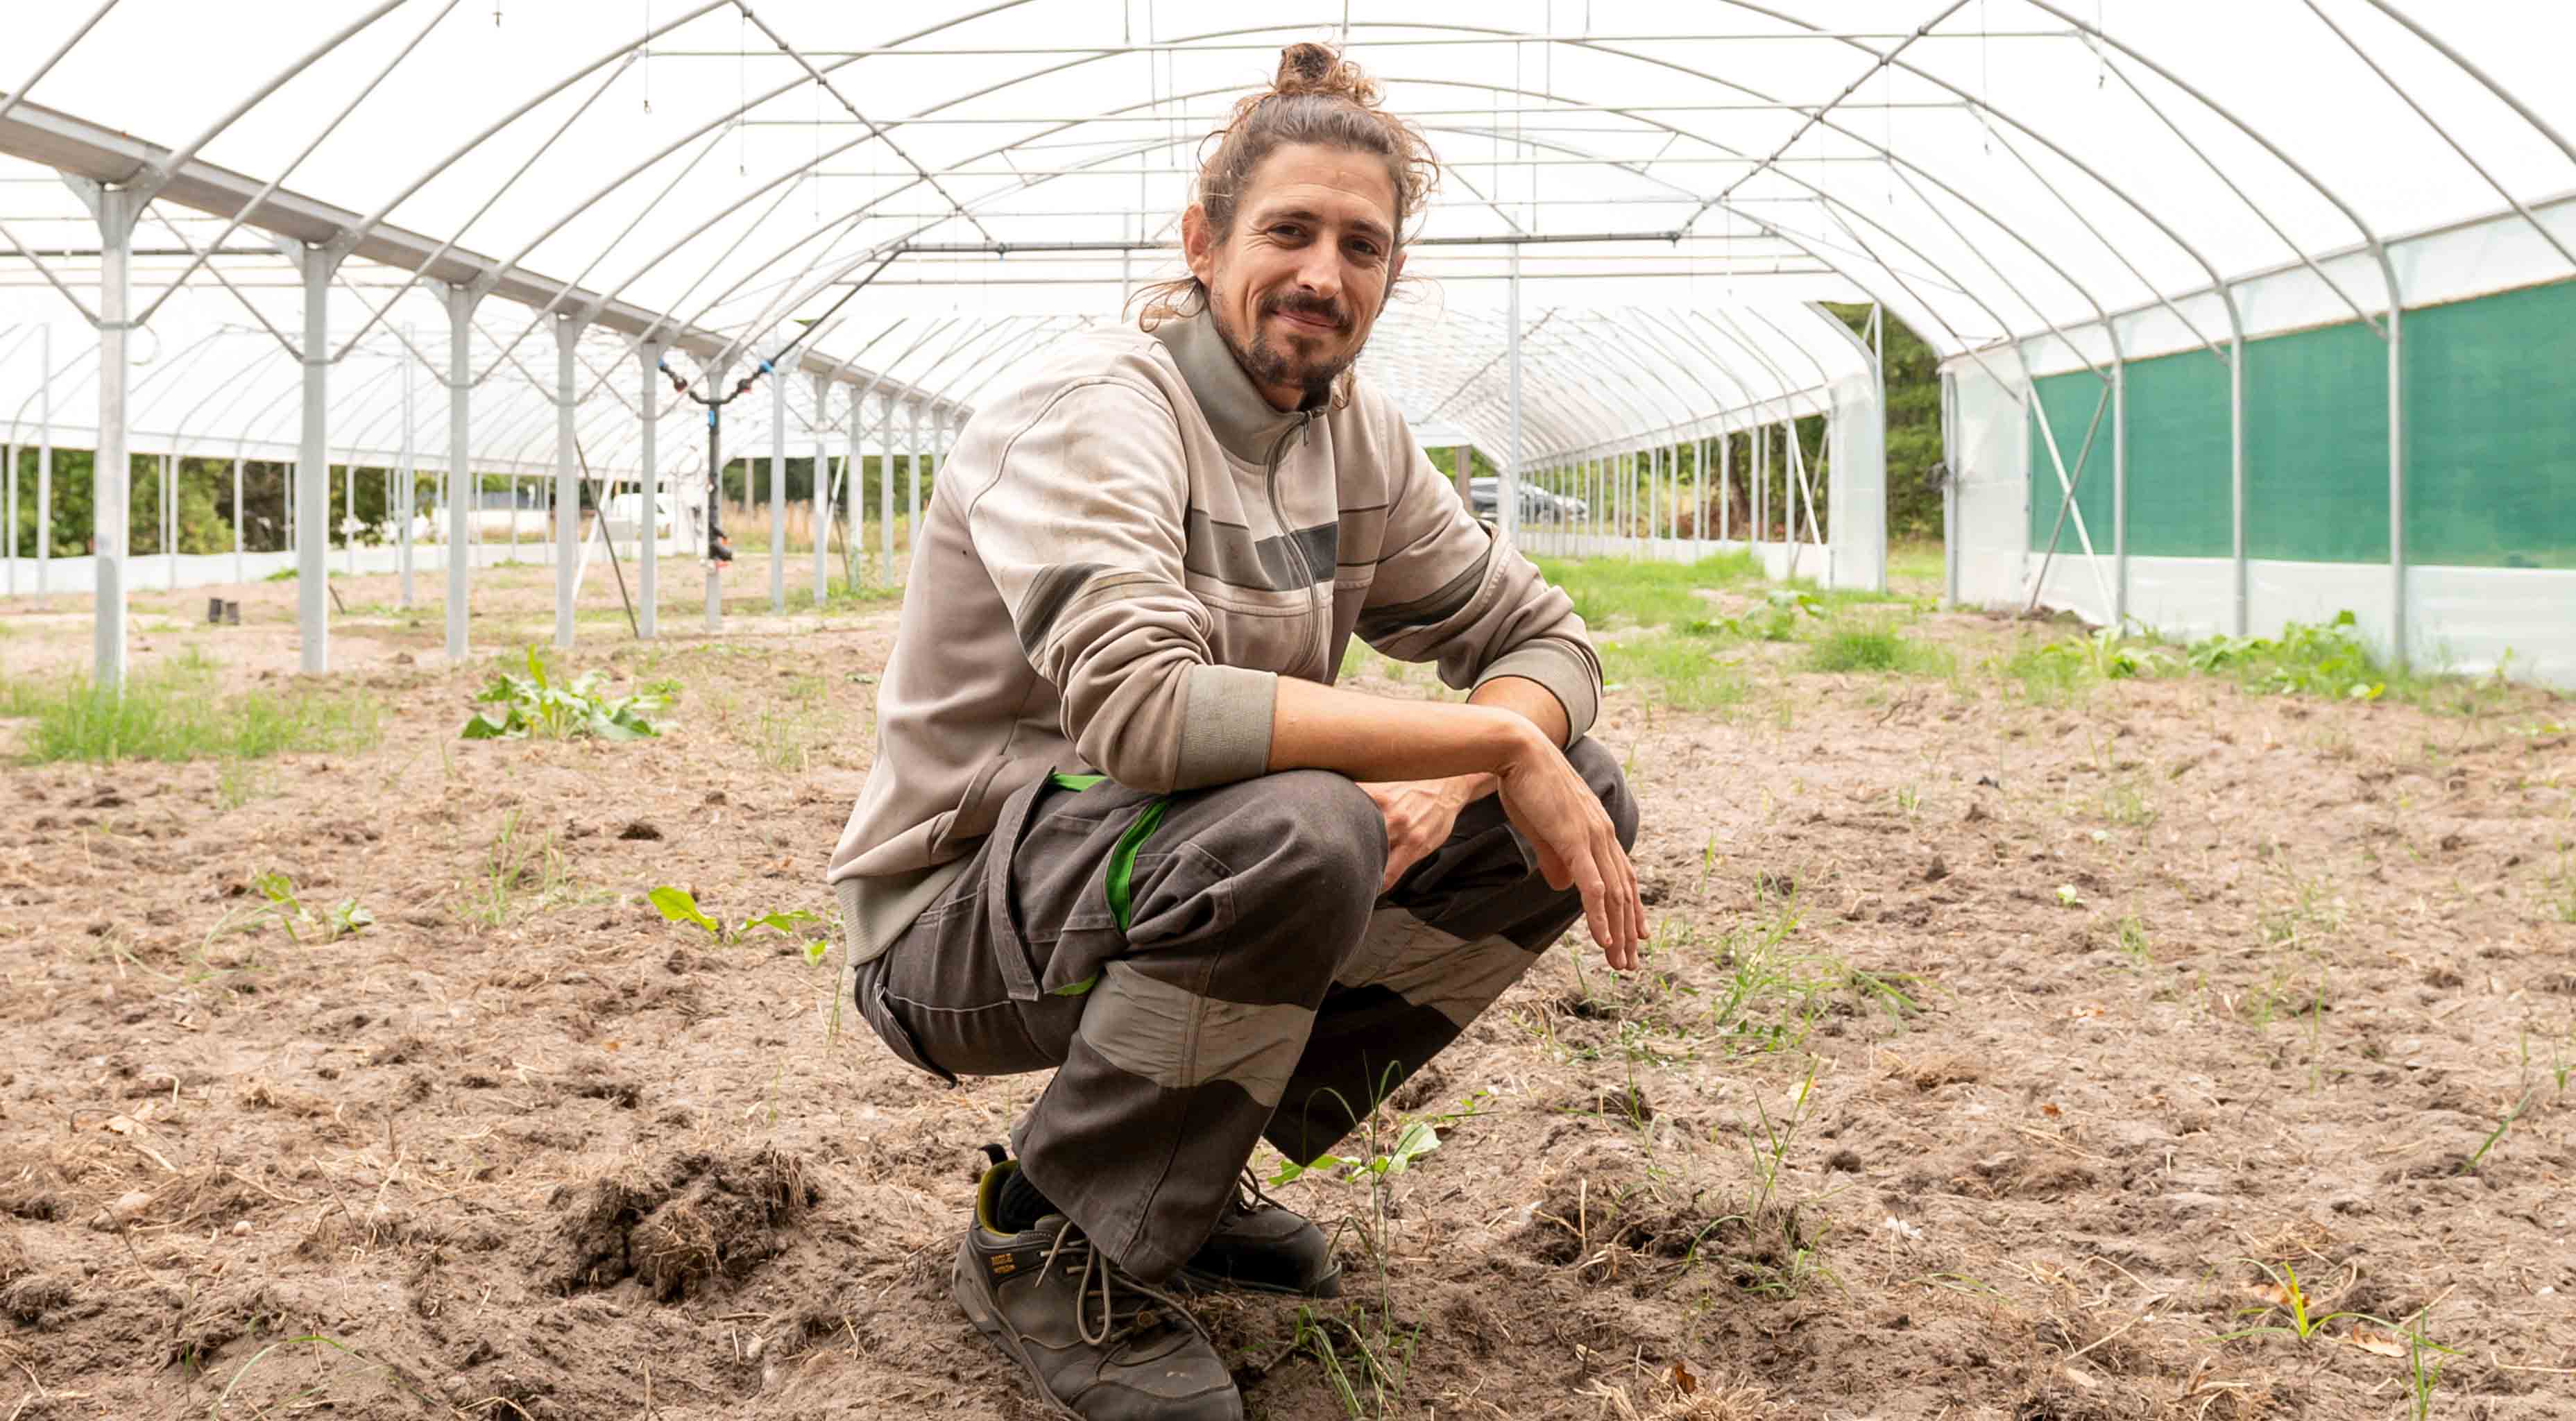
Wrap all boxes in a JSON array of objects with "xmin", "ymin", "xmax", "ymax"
[{"xmin": 970, "ymin": 378, "xmax": 1275, "ymax": 791}]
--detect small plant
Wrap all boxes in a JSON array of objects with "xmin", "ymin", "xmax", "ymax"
[
  {"xmin": 648, "ymin": 885, "xmax": 829, "ymax": 960},
  {"xmin": 245, "ymin": 871, "xmax": 373, "ymax": 944},
  {"xmin": 453, "ymin": 809, "xmax": 572, "ymax": 928},
  {"xmin": 2186, "ymin": 611, "xmax": 2388, "ymax": 701},
  {"xmin": 2456, "ymin": 1087, "xmax": 2538, "ymax": 1175},
  {"xmin": 2213, "ymin": 1259, "xmax": 2364, "ymax": 1343},
  {"xmin": 461, "ymin": 645, "xmax": 665, "ymax": 741},
  {"xmin": 2055, "ymin": 884, "xmax": 2083, "ymax": 908},
  {"xmin": 1269, "ymin": 1118, "xmax": 1440, "ymax": 1187}
]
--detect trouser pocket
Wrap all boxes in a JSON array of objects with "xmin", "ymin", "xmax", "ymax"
[{"xmin": 853, "ymin": 955, "xmax": 957, "ymax": 1087}]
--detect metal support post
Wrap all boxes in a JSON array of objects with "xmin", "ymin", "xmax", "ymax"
[
  {"xmin": 1719, "ymin": 432, "xmax": 1732, "ymax": 545},
  {"xmin": 2111, "ymin": 352, "xmax": 2128, "ymax": 626},
  {"xmin": 2387, "ymin": 300, "xmax": 2407, "ymax": 667},
  {"xmin": 638, "ymin": 340, "xmax": 660, "ymax": 640},
  {"xmin": 554, "ymin": 316, "xmax": 581, "ymax": 648},
  {"xmin": 94, "ymin": 189, "xmax": 137, "ymax": 687},
  {"xmin": 878, "ymin": 392, "xmax": 894, "ymax": 581},
  {"xmin": 6, "ymin": 437, "xmax": 15, "ymax": 597},
  {"xmin": 445, "ymin": 283, "xmax": 475, "ymax": 662},
  {"xmin": 907, "ymin": 400, "xmax": 923, "ymax": 569},
  {"xmin": 400, "ymin": 330, "xmax": 414, "ymax": 608},
  {"xmin": 844, "ymin": 384, "xmax": 865, "ymax": 590},
  {"xmin": 343, "ymin": 447, "xmax": 355, "ymax": 577},
  {"xmin": 37, "ymin": 323, "xmax": 52, "ymax": 599},
  {"xmin": 1504, "ymin": 243, "xmax": 1522, "ymax": 546},
  {"xmin": 812, "ymin": 373, "xmax": 832, "ymax": 608},
  {"xmin": 231, "ymin": 457, "xmax": 244, "ymax": 585},
  {"xmin": 769, "ymin": 354, "xmax": 787, "ymax": 613},
  {"xmin": 2229, "ymin": 331, "xmax": 2246, "ymax": 637}
]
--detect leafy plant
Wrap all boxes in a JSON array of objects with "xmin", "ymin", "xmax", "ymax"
[
  {"xmin": 649, "ymin": 886, "xmax": 828, "ymax": 960},
  {"xmin": 1270, "ymin": 1119, "xmax": 1440, "ymax": 1187},
  {"xmin": 461, "ymin": 645, "xmax": 665, "ymax": 741},
  {"xmin": 246, "ymin": 871, "xmax": 371, "ymax": 944},
  {"xmin": 2185, "ymin": 612, "xmax": 2387, "ymax": 701}
]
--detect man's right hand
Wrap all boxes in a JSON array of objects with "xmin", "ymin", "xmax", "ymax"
[{"xmin": 1493, "ymin": 727, "xmax": 1644, "ymax": 970}]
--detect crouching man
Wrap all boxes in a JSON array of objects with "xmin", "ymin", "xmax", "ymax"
[{"xmin": 827, "ymin": 42, "xmax": 1642, "ymax": 1421}]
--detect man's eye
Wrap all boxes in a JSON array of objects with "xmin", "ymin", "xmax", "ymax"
[{"xmin": 1270, "ymin": 223, "xmax": 1304, "ymax": 239}]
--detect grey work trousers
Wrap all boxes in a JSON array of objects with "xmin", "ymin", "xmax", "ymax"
[{"xmin": 853, "ymin": 738, "xmax": 1639, "ymax": 1282}]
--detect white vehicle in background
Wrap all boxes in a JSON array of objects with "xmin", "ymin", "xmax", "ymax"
[{"xmin": 1467, "ymin": 475, "xmax": 1586, "ymax": 525}]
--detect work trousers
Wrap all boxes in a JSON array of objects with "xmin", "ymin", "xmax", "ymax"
[{"xmin": 853, "ymin": 738, "xmax": 1639, "ymax": 1282}]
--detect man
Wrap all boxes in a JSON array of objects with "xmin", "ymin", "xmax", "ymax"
[{"xmin": 828, "ymin": 42, "xmax": 1643, "ymax": 1421}]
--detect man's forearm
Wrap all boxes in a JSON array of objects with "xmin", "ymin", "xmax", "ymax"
[{"xmin": 1265, "ymin": 674, "xmax": 1570, "ymax": 785}]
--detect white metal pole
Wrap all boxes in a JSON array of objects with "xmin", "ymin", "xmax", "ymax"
[
  {"xmin": 812, "ymin": 372, "xmax": 830, "ymax": 608},
  {"xmin": 638, "ymin": 339, "xmax": 660, "ymax": 640},
  {"xmin": 769, "ymin": 354, "xmax": 787, "ymax": 613},
  {"xmin": 38, "ymin": 323, "xmax": 53, "ymax": 599},
  {"xmin": 554, "ymin": 315, "xmax": 580, "ymax": 649},
  {"xmin": 846, "ymin": 382, "xmax": 866, "ymax": 590},
  {"xmin": 231, "ymin": 457, "xmax": 244, "ymax": 585},
  {"xmin": 878, "ymin": 393, "xmax": 894, "ymax": 581},
  {"xmin": 3, "ymin": 437, "xmax": 12, "ymax": 597},
  {"xmin": 1505, "ymin": 244, "xmax": 1522, "ymax": 547},
  {"xmin": 2230, "ymin": 331, "xmax": 2246, "ymax": 637},
  {"xmin": 164, "ymin": 453, "xmax": 176, "ymax": 590},
  {"xmin": 445, "ymin": 283, "xmax": 474, "ymax": 662},
  {"xmin": 296, "ymin": 246, "xmax": 332, "ymax": 674},
  {"xmin": 1720, "ymin": 432, "xmax": 1732, "ymax": 545},
  {"xmin": 704, "ymin": 357, "xmax": 729, "ymax": 636},
  {"xmin": 92, "ymin": 194, "xmax": 137, "ymax": 686},
  {"xmin": 2111, "ymin": 352, "xmax": 2127, "ymax": 627},
  {"xmin": 905, "ymin": 401, "xmax": 922, "ymax": 578},
  {"xmin": 400, "ymin": 330, "xmax": 414, "ymax": 608},
  {"xmin": 2388, "ymin": 300, "xmax": 2407, "ymax": 668},
  {"xmin": 343, "ymin": 445, "xmax": 355, "ymax": 578}
]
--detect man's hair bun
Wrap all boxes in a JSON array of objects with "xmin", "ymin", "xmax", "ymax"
[{"xmin": 1273, "ymin": 41, "xmax": 1380, "ymax": 107}]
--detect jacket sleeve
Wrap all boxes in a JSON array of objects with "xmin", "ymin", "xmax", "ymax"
[
  {"xmin": 965, "ymin": 377, "xmax": 1275, "ymax": 793},
  {"xmin": 1356, "ymin": 432, "xmax": 1603, "ymax": 747}
]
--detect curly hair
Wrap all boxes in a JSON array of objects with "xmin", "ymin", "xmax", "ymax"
[{"xmin": 1132, "ymin": 42, "xmax": 1438, "ymax": 328}]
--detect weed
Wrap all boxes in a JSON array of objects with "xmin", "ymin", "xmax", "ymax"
[
  {"xmin": 1596, "ymin": 633, "xmax": 1750, "ymax": 712},
  {"xmin": 648, "ymin": 885, "xmax": 828, "ymax": 960},
  {"xmin": 0, "ymin": 652, "xmax": 378, "ymax": 765},
  {"xmin": 2457, "ymin": 1087, "xmax": 2539, "ymax": 1175},
  {"xmin": 463, "ymin": 645, "xmax": 665, "ymax": 740},
  {"xmin": 1806, "ymin": 622, "xmax": 1950, "ymax": 677},
  {"xmin": 2186, "ymin": 612, "xmax": 2389, "ymax": 701},
  {"xmin": 2116, "ymin": 915, "xmax": 2151, "ymax": 969},
  {"xmin": 2212, "ymin": 1259, "xmax": 2364, "ymax": 1343},
  {"xmin": 1535, "ymin": 552, "xmax": 1762, "ymax": 629},
  {"xmin": 244, "ymin": 871, "xmax": 372, "ymax": 944},
  {"xmin": 453, "ymin": 809, "xmax": 572, "ymax": 928}
]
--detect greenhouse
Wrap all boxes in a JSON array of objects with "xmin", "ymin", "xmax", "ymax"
[{"xmin": 1, "ymin": 3, "xmax": 2562, "ymax": 689}]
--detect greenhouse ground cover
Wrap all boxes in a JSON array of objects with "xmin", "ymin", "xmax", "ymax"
[{"xmin": 0, "ymin": 557, "xmax": 2570, "ymax": 1419}]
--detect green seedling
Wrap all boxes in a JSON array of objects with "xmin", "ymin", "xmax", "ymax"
[
  {"xmin": 2212, "ymin": 1259, "xmax": 2364, "ymax": 1343},
  {"xmin": 649, "ymin": 886, "xmax": 826, "ymax": 958},
  {"xmin": 246, "ymin": 871, "xmax": 373, "ymax": 944},
  {"xmin": 462, "ymin": 644, "xmax": 665, "ymax": 741},
  {"xmin": 2457, "ymin": 1087, "xmax": 2538, "ymax": 1175},
  {"xmin": 2055, "ymin": 884, "xmax": 2083, "ymax": 908},
  {"xmin": 1271, "ymin": 1119, "xmax": 1439, "ymax": 1187}
]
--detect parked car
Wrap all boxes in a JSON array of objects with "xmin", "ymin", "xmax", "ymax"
[{"xmin": 1467, "ymin": 475, "xmax": 1587, "ymax": 524}]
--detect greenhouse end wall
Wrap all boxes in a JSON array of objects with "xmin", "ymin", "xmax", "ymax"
[{"xmin": 1949, "ymin": 261, "xmax": 2576, "ymax": 690}]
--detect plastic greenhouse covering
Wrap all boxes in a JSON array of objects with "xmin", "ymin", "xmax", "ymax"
[{"xmin": 1, "ymin": 1, "xmax": 2572, "ymax": 685}]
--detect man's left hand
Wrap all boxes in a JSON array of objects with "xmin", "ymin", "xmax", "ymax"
[{"xmin": 1357, "ymin": 774, "xmax": 1494, "ymax": 894}]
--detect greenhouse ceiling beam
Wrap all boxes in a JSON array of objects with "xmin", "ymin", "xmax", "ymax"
[
  {"xmin": 0, "ymin": 96, "xmax": 964, "ymax": 418},
  {"xmin": 2301, "ymin": 0, "xmax": 2576, "ymax": 278},
  {"xmin": 648, "ymin": 31, "xmax": 2070, "ymax": 58},
  {"xmin": 743, "ymin": 101, "xmax": 1974, "ymax": 126},
  {"xmin": 874, "ymin": 230, "xmax": 1695, "ymax": 257}
]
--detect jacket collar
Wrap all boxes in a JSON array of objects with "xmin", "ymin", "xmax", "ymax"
[{"xmin": 1154, "ymin": 304, "xmax": 1312, "ymax": 466}]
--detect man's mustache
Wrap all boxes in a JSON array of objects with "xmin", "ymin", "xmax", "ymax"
[{"xmin": 1263, "ymin": 293, "xmax": 1350, "ymax": 331}]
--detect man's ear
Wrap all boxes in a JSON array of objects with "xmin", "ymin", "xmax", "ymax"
[{"xmin": 1182, "ymin": 204, "xmax": 1217, "ymax": 287}]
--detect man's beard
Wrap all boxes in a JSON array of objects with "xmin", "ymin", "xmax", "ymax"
[{"xmin": 1215, "ymin": 289, "xmax": 1358, "ymax": 409}]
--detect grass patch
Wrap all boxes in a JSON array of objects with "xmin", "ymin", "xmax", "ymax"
[
  {"xmin": 0, "ymin": 650, "xmax": 379, "ymax": 765},
  {"xmin": 1805, "ymin": 622, "xmax": 1950, "ymax": 677},
  {"xmin": 1598, "ymin": 633, "xmax": 1748, "ymax": 712},
  {"xmin": 1886, "ymin": 539, "xmax": 1943, "ymax": 593},
  {"xmin": 1535, "ymin": 552, "xmax": 1761, "ymax": 630}
]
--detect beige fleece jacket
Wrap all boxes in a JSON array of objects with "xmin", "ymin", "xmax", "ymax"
[{"xmin": 828, "ymin": 305, "xmax": 1603, "ymax": 962}]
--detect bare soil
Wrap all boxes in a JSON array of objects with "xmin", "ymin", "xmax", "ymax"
[{"xmin": 1, "ymin": 563, "xmax": 2572, "ymax": 1420}]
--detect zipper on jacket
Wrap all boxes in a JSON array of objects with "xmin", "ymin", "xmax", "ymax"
[{"xmin": 1263, "ymin": 411, "xmax": 1327, "ymax": 679}]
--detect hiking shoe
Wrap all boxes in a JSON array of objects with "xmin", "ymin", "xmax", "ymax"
[
  {"xmin": 954, "ymin": 1164, "xmax": 1241, "ymax": 1421},
  {"xmin": 1175, "ymin": 1172, "xmax": 1341, "ymax": 1298}
]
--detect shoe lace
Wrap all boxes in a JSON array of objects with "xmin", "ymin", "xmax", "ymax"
[
  {"xmin": 1036, "ymin": 1219, "xmax": 1213, "ymax": 1351},
  {"xmin": 1232, "ymin": 1164, "xmax": 1283, "ymax": 1217}
]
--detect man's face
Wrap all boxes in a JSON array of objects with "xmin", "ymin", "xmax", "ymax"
[{"xmin": 1184, "ymin": 142, "xmax": 1406, "ymax": 412}]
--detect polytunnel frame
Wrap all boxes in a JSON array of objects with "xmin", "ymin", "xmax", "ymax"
[{"xmin": 1, "ymin": 1, "xmax": 2569, "ymax": 685}]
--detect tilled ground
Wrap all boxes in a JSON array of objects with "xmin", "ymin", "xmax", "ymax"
[{"xmin": 1, "ymin": 563, "xmax": 2571, "ymax": 1420}]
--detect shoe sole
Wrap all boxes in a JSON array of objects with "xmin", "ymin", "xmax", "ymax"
[
  {"xmin": 1170, "ymin": 1261, "xmax": 1343, "ymax": 1299},
  {"xmin": 953, "ymin": 1236, "xmax": 1084, "ymax": 1420}
]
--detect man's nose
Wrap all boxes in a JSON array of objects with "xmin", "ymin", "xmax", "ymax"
[{"xmin": 1293, "ymin": 245, "xmax": 1342, "ymax": 305}]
